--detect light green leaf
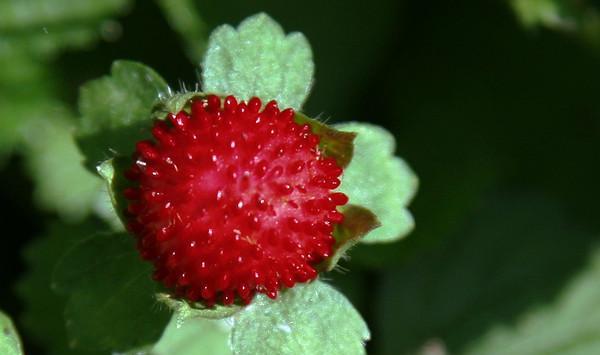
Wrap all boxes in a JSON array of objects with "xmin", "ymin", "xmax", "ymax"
[
  {"xmin": 334, "ymin": 122, "xmax": 417, "ymax": 243},
  {"xmin": 52, "ymin": 232, "xmax": 171, "ymax": 352},
  {"xmin": 77, "ymin": 60, "xmax": 170, "ymax": 169},
  {"xmin": 231, "ymin": 280, "xmax": 369, "ymax": 355},
  {"xmin": 202, "ymin": 13, "xmax": 314, "ymax": 110},
  {"xmin": 464, "ymin": 246, "xmax": 600, "ymax": 355},
  {"xmin": 0, "ymin": 311, "xmax": 23, "ymax": 355}
]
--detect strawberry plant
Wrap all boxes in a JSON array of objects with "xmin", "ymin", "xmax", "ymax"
[
  {"xmin": 4, "ymin": 1, "xmax": 600, "ymax": 355},
  {"xmin": 4, "ymin": 9, "xmax": 417, "ymax": 355}
]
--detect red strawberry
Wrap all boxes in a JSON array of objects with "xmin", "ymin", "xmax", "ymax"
[{"xmin": 124, "ymin": 95, "xmax": 348, "ymax": 306}]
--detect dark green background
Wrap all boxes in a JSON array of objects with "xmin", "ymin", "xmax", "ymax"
[{"xmin": 2, "ymin": 0, "xmax": 600, "ymax": 354}]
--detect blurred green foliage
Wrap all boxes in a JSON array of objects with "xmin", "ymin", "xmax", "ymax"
[
  {"xmin": 2, "ymin": 0, "xmax": 600, "ymax": 354},
  {"xmin": 15, "ymin": 221, "xmax": 104, "ymax": 355}
]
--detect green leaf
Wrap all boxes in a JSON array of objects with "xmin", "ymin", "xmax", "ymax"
[
  {"xmin": 77, "ymin": 60, "xmax": 170, "ymax": 170},
  {"xmin": 53, "ymin": 232, "xmax": 171, "ymax": 352},
  {"xmin": 334, "ymin": 122, "xmax": 417, "ymax": 243},
  {"xmin": 319, "ymin": 205, "xmax": 380, "ymax": 271},
  {"xmin": 202, "ymin": 13, "xmax": 314, "ymax": 110},
  {"xmin": 295, "ymin": 112, "xmax": 356, "ymax": 168},
  {"xmin": 464, "ymin": 246, "xmax": 600, "ymax": 355},
  {"xmin": 15, "ymin": 220, "xmax": 103, "ymax": 355},
  {"xmin": 0, "ymin": 311, "xmax": 23, "ymax": 355},
  {"xmin": 155, "ymin": 0, "xmax": 207, "ymax": 63},
  {"xmin": 231, "ymin": 280, "xmax": 369, "ymax": 355}
]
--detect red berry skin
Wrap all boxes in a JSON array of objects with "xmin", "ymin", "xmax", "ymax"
[{"xmin": 124, "ymin": 95, "xmax": 347, "ymax": 306}]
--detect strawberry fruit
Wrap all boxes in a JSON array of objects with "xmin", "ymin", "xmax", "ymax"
[{"xmin": 124, "ymin": 95, "xmax": 348, "ymax": 306}]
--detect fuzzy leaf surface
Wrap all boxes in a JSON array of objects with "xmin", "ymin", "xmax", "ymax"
[
  {"xmin": 334, "ymin": 122, "xmax": 417, "ymax": 243},
  {"xmin": 202, "ymin": 13, "xmax": 314, "ymax": 110},
  {"xmin": 231, "ymin": 280, "xmax": 369, "ymax": 355}
]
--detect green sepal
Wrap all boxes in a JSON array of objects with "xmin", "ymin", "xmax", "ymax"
[
  {"xmin": 151, "ymin": 91, "xmax": 205, "ymax": 120},
  {"xmin": 295, "ymin": 112, "xmax": 356, "ymax": 168},
  {"xmin": 77, "ymin": 60, "xmax": 170, "ymax": 171},
  {"xmin": 318, "ymin": 205, "xmax": 380, "ymax": 271},
  {"xmin": 157, "ymin": 293, "xmax": 241, "ymax": 320},
  {"xmin": 97, "ymin": 157, "xmax": 133, "ymax": 227},
  {"xmin": 52, "ymin": 232, "xmax": 170, "ymax": 352}
]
